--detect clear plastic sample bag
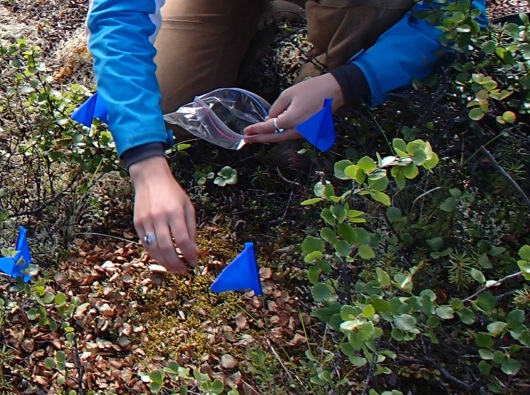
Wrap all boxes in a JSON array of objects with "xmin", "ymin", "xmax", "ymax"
[{"xmin": 163, "ymin": 88, "xmax": 271, "ymax": 150}]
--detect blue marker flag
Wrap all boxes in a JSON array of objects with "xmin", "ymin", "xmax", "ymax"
[
  {"xmin": 71, "ymin": 91, "xmax": 109, "ymax": 126},
  {"xmin": 210, "ymin": 242, "xmax": 262, "ymax": 296},
  {"xmin": 295, "ymin": 97, "xmax": 335, "ymax": 151},
  {"xmin": 0, "ymin": 227, "xmax": 32, "ymax": 282}
]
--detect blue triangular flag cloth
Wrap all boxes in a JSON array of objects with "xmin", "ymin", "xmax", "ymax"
[
  {"xmin": 71, "ymin": 91, "xmax": 109, "ymax": 126},
  {"xmin": 0, "ymin": 226, "xmax": 32, "ymax": 282},
  {"xmin": 295, "ymin": 97, "xmax": 335, "ymax": 151},
  {"xmin": 210, "ymin": 242, "xmax": 262, "ymax": 295}
]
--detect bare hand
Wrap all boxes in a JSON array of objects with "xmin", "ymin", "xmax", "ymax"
[
  {"xmin": 243, "ymin": 73, "xmax": 344, "ymax": 143},
  {"xmin": 129, "ymin": 156, "xmax": 198, "ymax": 274}
]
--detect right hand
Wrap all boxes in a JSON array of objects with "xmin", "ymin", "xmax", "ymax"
[{"xmin": 129, "ymin": 156, "xmax": 198, "ymax": 274}]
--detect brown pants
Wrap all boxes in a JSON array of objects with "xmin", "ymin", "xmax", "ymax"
[{"xmin": 155, "ymin": 0, "xmax": 413, "ymax": 114}]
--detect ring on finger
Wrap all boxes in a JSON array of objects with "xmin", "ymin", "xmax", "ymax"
[
  {"xmin": 143, "ymin": 232, "xmax": 156, "ymax": 245},
  {"xmin": 273, "ymin": 118, "xmax": 285, "ymax": 134}
]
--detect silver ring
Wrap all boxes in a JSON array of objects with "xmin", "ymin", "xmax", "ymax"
[
  {"xmin": 273, "ymin": 118, "xmax": 285, "ymax": 134},
  {"xmin": 143, "ymin": 232, "xmax": 156, "ymax": 245}
]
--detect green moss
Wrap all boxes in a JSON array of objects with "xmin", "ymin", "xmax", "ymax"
[{"xmin": 135, "ymin": 273, "xmax": 244, "ymax": 361}]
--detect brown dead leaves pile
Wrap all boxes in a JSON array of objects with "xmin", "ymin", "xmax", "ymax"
[{"xmin": 0, "ymin": 230, "xmax": 310, "ymax": 394}]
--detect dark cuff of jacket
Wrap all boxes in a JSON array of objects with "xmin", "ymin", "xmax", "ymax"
[
  {"xmin": 329, "ymin": 63, "xmax": 370, "ymax": 107},
  {"xmin": 121, "ymin": 143, "xmax": 166, "ymax": 171}
]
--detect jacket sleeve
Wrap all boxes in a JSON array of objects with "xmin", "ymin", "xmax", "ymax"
[
  {"xmin": 350, "ymin": 0, "xmax": 488, "ymax": 106},
  {"xmin": 87, "ymin": 0, "xmax": 173, "ymax": 158}
]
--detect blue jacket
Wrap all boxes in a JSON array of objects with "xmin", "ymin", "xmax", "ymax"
[{"xmin": 87, "ymin": 0, "xmax": 487, "ymax": 157}]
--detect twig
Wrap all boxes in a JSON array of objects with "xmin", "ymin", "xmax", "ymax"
[
  {"xmin": 425, "ymin": 357, "xmax": 476, "ymax": 392},
  {"xmin": 464, "ymin": 271, "xmax": 522, "ymax": 302},
  {"xmin": 360, "ymin": 354, "xmax": 376, "ymax": 395},
  {"xmin": 73, "ymin": 336, "xmax": 84, "ymax": 395},
  {"xmin": 411, "ymin": 186, "xmax": 442, "ymax": 210},
  {"xmin": 276, "ymin": 167, "xmax": 300, "ymax": 185},
  {"xmin": 266, "ymin": 338, "xmax": 305, "ymax": 389},
  {"xmin": 281, "ymin": 190, "xmax": 294, "ymax": 222},
  {"xmin": 72, "ymin": 232, "xmax": 139, "ymax": 245},
  {"xmin": 480, "ymin": 146, "xmax": 530, "ymax": 210}
]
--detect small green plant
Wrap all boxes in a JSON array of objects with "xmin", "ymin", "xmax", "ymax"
[
  {"xmin": 141, "ymin": 361, "xmax": 239, "ymax": 394},
  {"xmin": 214, "ymin": 166, "xmax": 238, "ymax": 187},
  {"xmin": 300, "ymin": 138, "xmax": 530, "ymax": 392}
]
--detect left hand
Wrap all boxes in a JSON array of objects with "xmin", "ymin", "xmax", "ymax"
[{"xmin": 243, "ymin": 73, "xmax": 344, "ymax": 143}]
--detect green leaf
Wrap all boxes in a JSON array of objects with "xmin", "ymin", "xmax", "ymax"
[
  {"xmin": 176, "ymin": 143, "xmax": 191, "ymax": 151},
  {"xmin": 481, "ymin": 40, "xmax": 496, "ymax": 54},
  {"xmin": 376, "ymin": 267, "xmax": 391, "ymax": 287},
  {"xmin": 370, "ymin": 191, "xmax": 391, "ymax": 206},
  {"xmin": 392, "ymin": 168, "xmax": 406, "ymax": 189},
  {"xmin": 314, "ymin": 181, "xmax": 335, "ymax": 199},
  {"xmin": 507, "ymin": 310, "xmax": 525, "ymax": 327},
  {"xmin": 487, "ymin": 321, "xmax": 507, "ymax": 336},
  {"xmin": 149, "ymin": 369, "xmax": 165, "ymax": 384},
  {"xmin": 475, "ymin": 333, "xmax": 493, "ymax": 348},
  {"xmin": 335, "ymin": 240, "xmax": 352, "ymax": 257},
  {"xmin": 211, "ymin": 379, "xmax": 225, "ymax": 394},
  {"xmin": 519, "ymin": 245, "xmax": 530, "ymax": 261},
  {"xmin": 392, "ymin": 138, "xmax": 408, "ymax": 157},
  {"xmin": 320, "ymin": 227, "xmax": 337, "ymax": 245},
  {"xmin": 518, "ymin": 260, "xmax": 530, "ymax": 280},
  {"xmin": 478, "ymin": 253, "xmax": 493, "ymax": 269},
  {"xmin": 301, "ymin": 197, "xmax": 324, "ymax": 206},
  {"xmin": 44, "ymin": 357, "xmax": 56, "ymax": 369},
  {"xmin": 501, "ymin": 359, "xmax": 521, "ymax": 376},
  {"xmin": 478, "ymin": 360, "xmax": 491, "ymax": 375},
  {"xmin": 321, "ymin": 208, "xmax": 336, "ymax": 226},
  {"xmin": 349, "ymin": 355, "xmax": 367, "ymax": 367},
  {"xmin": 439, "ymin": 197, "xmax": 459, "ymax": 212},
  {"xmin": 372, "ymin": 298, "xmax": 391, "ymax": 313},
  {"xmin": 312, "ymin": 283, "xmax": 334, "ymax": 302},
  {"xmin": 334, "ymin": 160, "xmax": 354, "ymax": 180},
  {"xmin": 358, "ymin": 156, "xmax": 377, "ymax": 172},
  {"xmin": 149, "ymin": 382, "xmax": 162, "ymax": 394},
  {"xmin": 469, "ymin": 107, "xmax": 485, "ymax": 121},
  {"xmin": 362, "ymin": 304, "xmax": 375, "ymax": 318},
  {"xmin": 393, "ymin": 314, "xmax": 417, "ymax": 332},
  {"xmin": 476, "ymin": 292, "xmax": 496, "ymax": 311},
  {"xmin": 304, "ymin": 251, "xmax": 323, "ymax": 263},
  {"xmin": 386, "ymin": 207, "xmax": 403, "ymax": 223},
  {"xmin": 347, "ymin": 209, "xmax": 364, "ymax": 218},
  {"xmin": 401, "ymin": 163, "xmax": 419, "ymax": 179},
  {"xmin": 352, "ymin": 228, "xmax": 371, "ymax": 245},
  {"xmin": 457, "ymin": 307, "xmax": 475, "ymax": 325},
  {"xmin": 368, "ymin": 176, "xmax": 389, "ymax": 192},
  {"xmin": 341, "ymin": 319, "xmax": 363, "ymax": 332},
  {"xmin": 435, "ymin": 305, "xmax": 454, "ymax": 320},
  {"xmin": 332, "ymin": 204, "xmax": 347, "ymax": 223},
  {"xmin": 358, "ymin": 245, "xmax": 375, "ymax": 259},
  {"xmin": 391, "ymin": 328, "xmax": 404, "ymax": 341},
  {"xmin": 340, "ymin": 305, "xmax": 358, "ymax": 321},
  {"xmin": 478, "ymin": 349, "xmax": 494, "ymax": 360},
  {"xmin": 307, "ymin": 266, "xmax": 321, "ymax": 284},
  {"xmin": 301, "ymin": 236, "xmax": 324, "ymax": 254},
  {"xmin": 502, "ymin": 111, "xmax": 516, "ymax": 124},
  {"xmin": 425, "ymin": 315, "xmax": 440, "ymax": 330},
  {"xmin": 42, "ymin": 292, "xmax": 55, "ymax": 304},
  {"xmin": 344, "ymin": 165, "xmax": 365, "ymax": 183},
  {"xmin": 470, "ymin": 268, "xmax": 486, "ymax": 284}
]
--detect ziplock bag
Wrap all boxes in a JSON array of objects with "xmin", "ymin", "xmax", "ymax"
[{"xmin": 163, "ymin": 88, "xmax": 271, "ymax": 150}]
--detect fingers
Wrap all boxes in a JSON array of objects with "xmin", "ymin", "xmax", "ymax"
[
  {"xmin": 138, "ymin": 220, "xmax": 189, "ymax": 275},
  {"xmin": 137, "ymin": 199, "xmax": 198, "ymax": 274},
  {"xmin": 268, "ymin": 92, "xmax": 293, "ymax": 119},
  {"xmin": 244, "ymin": 115, "xmax": 303, "ymax": 144},
  {"xmin": 245, "ymin": 128, "xmax": 302, "ymax": 144},
  {"xmin": 130, "ymin": 157, "xmax": 198, "ymax": 275},
  {"xmin": 169, "ymin": 202, "xmax": 199, "ymax": 269}
]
